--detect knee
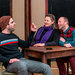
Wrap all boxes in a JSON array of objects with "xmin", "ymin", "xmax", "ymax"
[
  {"xmin": 56, "ymin": 58, "xmax": 61, "ymax": 62},
  {"xmin": 17, "ymin": 61, "xmax": 27, "ymax": 71},
  {"xmin": 69, "ymin": 57, "xmax": 75, "ymax": 65},
  {"xmin": 42, "ymin": 64, "xmax": 52, "ymax": 74},
  {"xmin": 42, "ymin": 63, "xmax": 51, "ymax": 71},
  {"xmin": 69, "ymin": 57, "xmax": 75, "ymax": 61},
  {"xmin": 56, "ymin": 58, "xmax": 64, "ymax": 64}
]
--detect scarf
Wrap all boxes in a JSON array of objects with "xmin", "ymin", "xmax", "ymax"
[{"xmin": 35, "ymin": 26, "xmax": 53, "ymax": 43}]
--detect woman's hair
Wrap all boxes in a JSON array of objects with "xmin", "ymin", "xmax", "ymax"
[{"xmin": 45, "ymin": 14, "xmax": 58, "ymax": 29}]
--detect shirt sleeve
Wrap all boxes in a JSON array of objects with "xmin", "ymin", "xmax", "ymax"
[
  {"xmin": 66, "ymin": 29, "xmax": 75, "ymax": 46},
  {"xmin": 59, "ymin": 29, "xmax": 75, "ymax": 47},
  {"xmin": 18, "ymin": 31, "xmax": 35, "ymax": 48},
  {"xmin": 59, "ymin": 40, "xmax": 64, "ymax": 46}
]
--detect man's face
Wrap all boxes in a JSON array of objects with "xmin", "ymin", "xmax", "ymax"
[
  {"xmin": 58, "ymin": 17, "xmax": 65, "ymax": 29},
  {"xmin": 7, "ymin": 18, "xmax": 15, "ymax": 32}
]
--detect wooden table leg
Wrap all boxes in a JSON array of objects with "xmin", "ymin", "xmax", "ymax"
[{"xmin": 42, "ymin": 54, "xmax": 47, "ymax": 64}]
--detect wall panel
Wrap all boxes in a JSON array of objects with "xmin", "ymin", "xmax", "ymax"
[
  {"xmin": 12, "ymin": 0, "xmax": 25, "ymax": 40},
  {"xmin": 31, "ymin": 0, "xmax": 45, "ymax": 30}
]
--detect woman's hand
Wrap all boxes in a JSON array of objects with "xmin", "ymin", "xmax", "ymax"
[{"xmin": 33, "ymin": 43, "xmax": 45, "ymax": 47}]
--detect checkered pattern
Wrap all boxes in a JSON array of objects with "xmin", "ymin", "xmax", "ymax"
[{"xmin": 60, "ymin": 27, "xmax": 75, "ymax": 38}]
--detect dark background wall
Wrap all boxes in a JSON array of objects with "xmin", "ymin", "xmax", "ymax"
[
  {"xmin": 48, "ymin": 0, "xmax": 75, "ymax": 27},
  {"xmin": 0, "ymin": 0, "xmax": 10, "ymax": 17},
  {"xmin": 0, "ymin": 0, "xmax": 10, "ymax": 31}
]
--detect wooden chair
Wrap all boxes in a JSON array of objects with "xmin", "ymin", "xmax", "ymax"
[
  {"xmin": 47, "ymin": 59, "xmax": 71, "ymax": 75},
  {"xmin": 0, "ymin": 62, "xmax": 37, "ymax": 75},
  {"xmin": 66, "ymin": 62, "xmax": 72, "ymax": 75},
  {"xmin": 0, "ymin": 62, "xmax": 18, "ymax": 75},
  {"xmin": 0, "ymin": 49, "xmax": 34, "ymax": 75},
  {"xmin": 0, "ymin": 48, "xmax": 42, "ymax": 75},
  {"xmin": 67, "ymin": 62, "xmax": 69, "ymax": 75}
]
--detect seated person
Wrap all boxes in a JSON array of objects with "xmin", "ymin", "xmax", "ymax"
[
  {"xmin": 56, "ymin": 17, "xmax": 75, "ymax": 75},
  {"xmin": 30, "ymin": 14, "xmax": 60, "ymax": 64},
  {"xmin": 31, "ymin": 14, "xmax": 60, "ymax": 47},
  {"xmin": 0, "ymin": 16, "xmax": 52, "ymax": 75}
]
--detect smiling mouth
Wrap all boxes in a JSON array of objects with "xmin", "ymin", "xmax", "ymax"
[{"xmin": 45, "ymin": 23, "xmax": 48, "ymax": 25}]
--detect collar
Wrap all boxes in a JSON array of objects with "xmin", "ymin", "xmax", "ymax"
[{"xmin": 64, "ymin": 27, "xmax": 70, "ymax": 33}]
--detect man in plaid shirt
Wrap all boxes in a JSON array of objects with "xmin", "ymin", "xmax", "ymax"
[{"xmin": 56, "ymin": 17, "xmax": 75, "ymax": 75}]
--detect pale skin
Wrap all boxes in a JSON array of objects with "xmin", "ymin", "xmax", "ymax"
[
  {"xmin": 2, "ymin": 18, "xmax": 37, "ymax": 63},
  {"xmin": 58, "ymin": 17, "xmax": 72, "ymax": 48},
  {"xmin": 33, "ymin": 16, "xmax": 54, "ymax": 47}
]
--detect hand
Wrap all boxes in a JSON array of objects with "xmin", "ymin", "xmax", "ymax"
[
  {"xmin": 31, "ymin": 23, "xmax": 37, "ymax": 32},
  {"xmin": 33, "ymin": 43, "xmax": 45, "ymax": 47},
  {"xmin": 64, "ymin": 43, "xmax": 72, "ymax": 48},
  {"xmin": 60, "ymin": 37, "xmax": 66, "ymax": 42},
  {"xmin": 9, "ymin": 58, "xmax": 20, "ymax": 63}
]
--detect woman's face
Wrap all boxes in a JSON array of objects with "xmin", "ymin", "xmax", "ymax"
[{"xmin": 44, "ymin": 16, "xmax": 54, "ymax": 27}]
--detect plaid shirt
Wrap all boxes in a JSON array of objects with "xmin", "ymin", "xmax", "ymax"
[{"xmin": 60, "ymin": 27, "xmax": 75, "ymax": 38}]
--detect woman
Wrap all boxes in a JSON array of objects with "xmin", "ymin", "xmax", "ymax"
[
  {"xmin": 30, "ymin": 14, "xmax": 60, "ymax": 64},
  {"xmin": 31, "ymin": 14, "xmax": 60, "ymax": 47}
]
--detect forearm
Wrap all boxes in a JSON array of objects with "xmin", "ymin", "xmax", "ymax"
[
  {"xmin": 65, "ymin": 41, "xmax": 75, "ymax": 47},
  {"xmin": 27, "ymin": 31, "xmax": 35, "ymax": 44},
  {"xmin": 18, "ymin": 31, "xmax": 35, "ymax": 48},
  {"xmin": 45, "ymin": 41, "xmax": 59, "ymax": 46},
  {"xmin": 59, "ymin": 40, "xmax": 64, "ymax": 46}
]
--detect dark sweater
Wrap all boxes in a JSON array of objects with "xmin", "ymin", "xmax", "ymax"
[{"xmin": 0, "ymin": 31, "xmax": 35, "ymax": 67}]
